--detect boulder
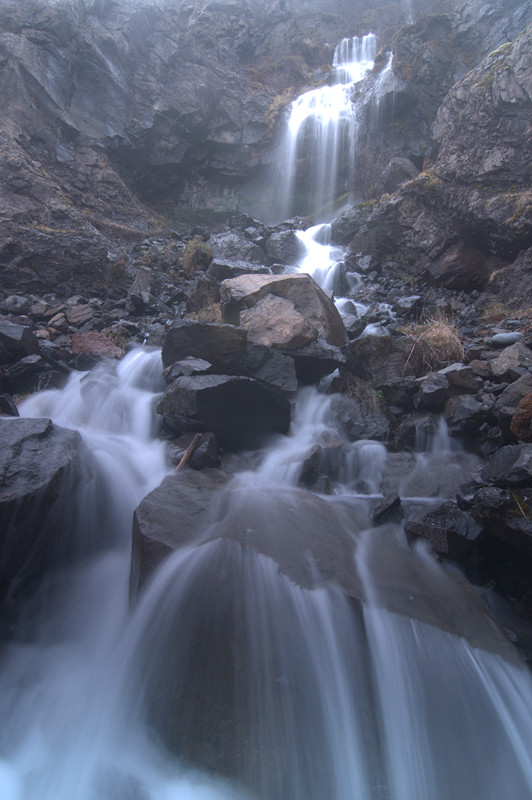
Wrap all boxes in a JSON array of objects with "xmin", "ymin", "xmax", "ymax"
[
  {"xmin": 492, "ymin": 373, "xmax": 532, "ymax": 434},
  {"xmin": 405, "ymin": 500, "xmax": 485, "ymax": 561},
  {"xmin": 161, "ymin": 321, "xmax": 247, "ymax": 375},
  {"xmin": 220, "ymin": 274, "xmax": 347, "ymax": 348},
  {"xmin": 0, "ymin": 417, "xmax": 93, "ymax": 621},
  {"xmin": 243, "ymin": 344, "xmax": 298, "ymax": 393},
  {"xmin": 344, "ymin": 334, "xmax": 419, "ymax": 385},
  {"xmin": 481, "ymin": 444, "xmax": 532, "ymax": 487},
  {"xmin": 240, "ymin": 294, "xmax": 316, "ymax": 349},
  {"xmin": 510, "ymin": 393, "xmax": 532, "ymax": 442},
  {"xmin": 444, "ymin": 394, "xmax": 490, "ymax": 437},
  {"xmin": 491, "ymin": 343, "xmax": 532, "ymax": 383},
  {"xmin": 156, "ymin": 374, "xmax": 291, "ymax": 451},
  {"xmin": 0, "ymin": 321, "xmax": 40, "ymax": 365}
]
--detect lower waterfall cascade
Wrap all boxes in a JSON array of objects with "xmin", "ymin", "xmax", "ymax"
[{"xmin": 1, "ymin": 23, "xmax": 532, "ymax": 800}]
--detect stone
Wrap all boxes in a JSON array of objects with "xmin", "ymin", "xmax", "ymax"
[
  {"xmin": 438, "ymin": 363, "xmax": 483, "ymax": 394},
  {"xmin": 167, "ymin": 432, "xmax": 220, "ymax": 471},
  {"xmin": 444, "ymin": 395, "xmax": 489, "ymax": 437},
  {"xmin": 66, "ymin": 304, "xmax": 93, "ymax": 327},
  {"xmin": 330, "ymin": 388, "xmax": 390, "ymax": 442},
  {"xmin": 405, "ymin": 501, "xmax": 485, "ymax": 561},
  {"xmin": 380, "ymin": 157, "xmax": 419, "ymax": 194},
  {"xmin": 0, "ymin": 321, "xmax": 40, "ymax": 365},
  {"xmin": 157, "ymin": 374, "xmax": 291, "ymax": 451},
  {"xmin": 206, "ymin": 259, "xmax": 270, "ymax": 283},
  {"xmin": 240, "ymin": 294, "xmax": 315, "ymax": 350},
  {"xmin": 491, "ymin": 332, "xmax": 524, "ymax": 346},
  {"xmin": 163, "ymin": 357, "xmax": 213, "ymax": 383},
  {"xmin": 161, "ymin": 321, "xmax": 247, "ymax": 375},
  {"xmin": 491, "ymin": 343, "xmax": 532, "ymax": 383},
  {"xmin": 372, "ymin": 492, "xmax": 403, "ymax": 524},
  {"xmin": 510, "ymin": 393, "xmax": 532, "ymax": 442},
  {"xmin": 220, "ymin": 274, "xmax": 347, "ymax": 348},
  {"xmin": 263, "ymin": 230, "xmax": 302, "ymax": 265},
  {"xmin": 345, "ymin": 334, "xmax": 419, "ymax": 384},
  {"xmin": 71, "ymin": 332, "xmax": 124, "ymax": 361},
  {"xmin": 0, "ymin": 417, "xmax": 93, "ymax": 620},
  {"xmin": 243, "ymin": 345, "xmax": 298, "ymax": 393},
  {"xmin": 492, "ymin": 373, "xmax": 532, "ymax": 434},
  {"xmin": 0, "ymin": 394, "xmax": 19, "ymax": 417},
  {"xmin": 415, "ymin": 372, "xmax": 450, "ymax": 411},
  {"xmin": 128, "ymin": 267, "xmax": 155, "ymax": 312},
  {"xmin": 481, "ymin": 444, "xmax": 532, "ymax": 488},
  {"xmin": 2, "ymin": 355, "xmax": 49, "ymax": 395}
]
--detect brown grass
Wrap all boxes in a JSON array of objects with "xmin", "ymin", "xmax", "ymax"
[{"xmin": 406, "ymin": 319, "xmax": 464, "ymax": 372}]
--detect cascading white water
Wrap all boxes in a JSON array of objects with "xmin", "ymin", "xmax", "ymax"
[
  {"xmin": 277, "ymin": 34, "xmax": 378, "ymax": 219},
  {"xmin": 3, "ymin": 26, "xmax": 532, "ymax": 800}
]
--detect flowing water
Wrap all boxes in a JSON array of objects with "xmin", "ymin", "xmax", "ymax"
[
  {"xmin": 277, "ymin": 34, "xmax": 378, "ymax": 219},
  {"xmin": 2, "ymin": 25, "xmax": 532, "ymax": 800}
]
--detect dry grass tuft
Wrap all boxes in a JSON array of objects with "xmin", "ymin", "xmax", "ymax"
[{"xmin": 406, "ymin": 319, "xmax": 464, "ymax": 372}]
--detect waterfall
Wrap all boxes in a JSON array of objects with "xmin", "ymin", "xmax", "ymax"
[
  {"xmin": 277, "ymin": 34, "xmax": 378, "ymax": 220},
  {"xmin": 2, "ymin": 22, "xmax": 532, "ymax": 800}
]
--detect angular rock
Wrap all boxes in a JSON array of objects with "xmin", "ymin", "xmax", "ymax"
[
  {"xmin": 243, "ymin": 345, "xmax": 298, "ymax": 393},
  {"xmin": 167, "ymin": 432, "xmax": 220, "ymax": 472},
  {"xmin": 492, "ymin": 373, "xmax": 532, "ymax": 434},
  {"xmin": 264, "ymin": 230, "xmax": 302, "ymax": 265},
  {"xmin": 2, "ymin": 355, "xmax": 49, "ymax": 395},
  {"xmin": 71, "ymin": 332, "xmax": 124, "ymax": 361},
  {"xmin": 438, "ymin": 363, "xmax": 483, "ymax": 394},
  {"xmin": 330, "ymin": 388, "xmax": 390, "ymax": 442},
  {"xmin": 0, "ymin": 321, "xmax": 40, "ymax": 365},
  {"xmin": 157, "ymin": 374, "xmax": 291, "ymax": 451},
  {"xmin": 372, "ymin": 492, "xmax": 403, "ymax": 524},
  {"xmin": 481, "ymin": 444, "xmax": 532, "ymax": 488},
  {"xmin": 0, "ymin": 417, "xmax": 93, "ymax": 620},
  {"xmin": 66, "ymin": 304, "xmax": 93, "ymax": 327},
  {"xmin": 220, "ymin": 274, "xmax": 347, "ymax": 348},
  {"xmin": 491, "ymin": 342, "xmax": 532, "ymax": 383},
  {"xmin": 344, "ymin": 334, "xmax": 419, "ymax": 384},
  {"xmin": 206, "ymin": 258, "xmax": 270, "ymax": 283},
  {"xmin": 163, "ymin": 357, "xmax": 213, "ymax": 383},
  {"xmin": 405, "ymin": 501, "xmax": 485, "ymax": 561},
  {"xmin": 415, "ymin": 372, "xmax": 450, "ymax": 411},
  {"xmin": 0, "ymin": 394, "xmax": 19, "ymax": 417},
  {"xmin": 240, "ymin": 294, "xmax": 315, "ymax": 350},
  {"xmin": 444, "ymin": 394, "xmax": 489, "ymax": 437},
  {"xmin": 161, "ymin": 321, "xmax": 247, "ymax": 375}
]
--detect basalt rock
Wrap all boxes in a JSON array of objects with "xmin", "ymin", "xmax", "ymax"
[
  {"xmin": 161, "ymin": 321, "xmax": 248, "ymax": 375},
  {"xmin": 156, "ymin": 374, "xmax": 291, "ymax": 451},
  {"xmin": 0, "ymin": 417, "xmax": 95, "ymax": 624}
]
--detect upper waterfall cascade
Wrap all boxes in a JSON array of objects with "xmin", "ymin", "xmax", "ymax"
[{"xmin": 278, "ymin": 33, "xmax": 380, "ymax": 220}]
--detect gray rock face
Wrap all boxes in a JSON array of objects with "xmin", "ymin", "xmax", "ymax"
[
  {"xmin": 481, "ymin": 443, "xmax": 532, "ymax": 487},
  {"xmin": 0, "ymin": 417, "xmax": 93, "ymax": 620}
]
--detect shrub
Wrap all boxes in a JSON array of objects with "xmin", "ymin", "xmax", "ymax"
[
  {"xmin": 406, "ymin": 318, "xmax": 464, "ymax": 372},
  {"xmin": 182, "ymin": 237, "xmax": 213, "ymax": 276}
]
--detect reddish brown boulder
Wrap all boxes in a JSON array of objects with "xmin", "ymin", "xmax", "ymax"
[{"xmin": 511, "ymin": 393, "xmax": 532, "ymax": 442}]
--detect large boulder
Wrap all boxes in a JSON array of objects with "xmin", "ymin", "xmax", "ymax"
[
  {"xmin": 156, "ymin": 374, "xmax": 291, "ymax": 451},
  {"xmin": 0, "ymin": 320, "xmax": 40, "ymax": 365},
  {"xmin": 220, "ymin": 273, "xmax": 348, "ymax": 348},
  {"xmin": 0, "ymin": 417, "xmax": 94, "ymax": 624}
]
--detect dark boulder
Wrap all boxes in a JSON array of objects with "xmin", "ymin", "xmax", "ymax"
[
  {"xmin": 0, "ymin": 417, "xmax": 94, "ymax": 622},
  {"xmin": 156, "ymin": 374, "xmax": 291, "ymax": 451},
  {"xmin": 0, "ymin": 321, "xmax": 40, "ymax": 365},
  {"xmin": 161, "ymin": 321, "xmax": 247, "ymax": 375},
  {"xmin": 405, "ymin": 500, "xmax": 485, "ymax": 561},
  {"xmin": 481, "ymin": 444, "xmax": 532, "ymax": 487}
]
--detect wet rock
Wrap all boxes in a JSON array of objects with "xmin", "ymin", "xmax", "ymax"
[
  {"xmin": 209, "ymin": 232, "xmax": 266, "ymax": 265},
  {"xmin": 263, "ymin": 230, "xmax": 302, "ymax": 265},
  {"xmin": 2, "ymin": 355, "xmax": 50, "ymax": 395},
  {"xmin": 0, "ymin": 321, "xmax": 40, "ymax": 365},
  {"xmin": 163, "ymin": 357, "xmax": 213, "ymax": 383},
  {"xmin": 0, "ymin": 394, "xmax": 19, "ymax": 417},
  {"xmin": 243, "ymin": 345, "xmax": 298, "ymax": 393},
  {"xmin": 70, "ymin": 332, "xmax": 124, "ymax": 364},
  {"xmin": 444, "ymin": 395, "xmax": 489, "ymax": 438},
  {"xmin": 405, "ymin": 500, "xmax": 485, "ymax": 560},
  {"xmin": 397, "ymin": 412, "xmax": 439, "ymax": 450},
  {"xmin": 414, "ymin": 372, "xmax": 450, "ymax": 412},
  {"xmin": 0, "ymin": 417, "xmax": 93, "ymax": 621},
  {"xmin": 162, "ymin": 321, "xmax": 247, "ymax": 375},
  {"xmin": 167, "ymin": 432, "xmax": 220, "ymax": 472},
  {"xmin": 510, "ymin": 393, "xmax": 532, "ymax": 442},
  {"xmin": 481, "ymin": 444, "xmax": 532, "ymax": 488},
  {"xmin": 157, "ymin": 374, "xmax": 291, "ymax": 451},
  {"xmin": 330, "ymin": 383, "xmax": 390, "ymax": 442},
  {"xmin": 344, "ymin": 334, "xmax": 419, "ymax": 384},
  {"xmin": 380, "ymin": 157, "xmax": 419, "ymax": 194},
  {"xmin": 128, "ymin": 268, "xmax": 156, "ymax": 312},
  {"xmin": 287, "ymin": 340, "xmax": 346, "ymax": 384},
  {"xmin": 66, "ymin": 304, "xmax": 93, "ymax": 328},
  {"xmin": 372, "ymin": 492, "xmax": 403, "ymax": 524},
  {"xmin": 206, "ymin": 258, "xmax": 270, "ymax": 283}
]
